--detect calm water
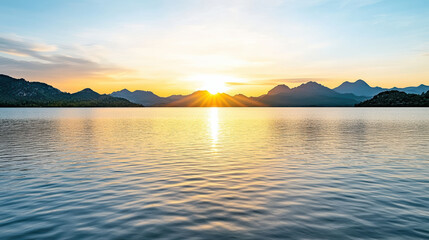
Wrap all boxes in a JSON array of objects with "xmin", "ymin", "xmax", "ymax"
[{"xmin": 0, "ymin": 108, "xmax": 428, "ymax": 240}]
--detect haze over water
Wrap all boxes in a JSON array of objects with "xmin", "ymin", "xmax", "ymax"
[{"xmin": 0, "ymin": 108, "xmax": 428, "ymax": 239}]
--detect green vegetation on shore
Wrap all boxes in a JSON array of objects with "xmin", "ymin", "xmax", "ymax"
[{"xmin": 356, "ymin": 91, "xmax": 429, "ymax": 107}]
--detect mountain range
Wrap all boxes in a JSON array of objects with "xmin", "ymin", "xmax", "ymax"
[
  {"xmin": 164, "ymin": 91, "xmax": 265, "ymax": 107},
  {"xmin": 334, "ymin": 79, "xmax": 429, "ymax": 97},
  {"xmin": 1, "ymin": 74, "xmax": 428, "ymax": 107},
  {"xmin": 255, "ymin": 81, "xmax": 366, "ymax": 107},
  {"xmin": 0, "ymin": 74, "xmax": 140, "ymax": 107},
  {"xmin": 109, "ymin": 79, "xmax": 428, "ymax": 107},
  {"xmin": 111, "ymin": 89, "xmax": 184, "ymax": 106}
]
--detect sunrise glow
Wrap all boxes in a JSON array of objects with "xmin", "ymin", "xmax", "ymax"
[{"xmin": 186, "ymin": 74, "xmax": 242, "ymax": 94}]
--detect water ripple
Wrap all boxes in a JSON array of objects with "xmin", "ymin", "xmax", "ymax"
[{"xmin": 0, "ymin": 108, "xmax": 428, "ymax": 239}]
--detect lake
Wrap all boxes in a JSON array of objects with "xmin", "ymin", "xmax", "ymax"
[{"xmin": 0, "ymin": 108, "xmax": 428, "ymax": 239}]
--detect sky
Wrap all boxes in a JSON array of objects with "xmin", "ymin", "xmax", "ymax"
[{"xmin": 0, "ymin": 0, "xmax": 428, "ymax": 96}]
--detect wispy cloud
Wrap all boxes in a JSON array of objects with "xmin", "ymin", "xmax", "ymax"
[
  {"xmin": 0, "ymin": 36, "xmax": 56, "ymax": 60},
  {"xmin": 0, "ymin": 35, "xmax": 132, "ymax": 89}
]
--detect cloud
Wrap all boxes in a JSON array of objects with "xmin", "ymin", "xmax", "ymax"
[
  {"xmin": 0, "ymin": 35, "xmax": 132, "ymax": 85},
  {"xmin": 0, "ymin": 36, "xmax": 56, "ymax": 60},
  {"xmin": 0, "ymin": 55, "xmax": 125, "ymax": 75}
]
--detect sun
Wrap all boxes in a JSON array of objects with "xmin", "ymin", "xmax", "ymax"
[
  {"xmin": 186, "ymin": 74, "xmax": 243, "ymax": 94},
  {"xmin": 203, "ymin": 80, "xmax": 228, "ymax": 94}
]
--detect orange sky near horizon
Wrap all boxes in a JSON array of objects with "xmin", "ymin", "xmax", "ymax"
[{"xmin": 30, "ymin": 73, "xmax": 428, "ymax": 97}]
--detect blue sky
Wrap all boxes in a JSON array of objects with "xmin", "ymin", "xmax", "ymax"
[{"xmin": 0, "ymin": 0, "xmax": 428, "ymax": 95}]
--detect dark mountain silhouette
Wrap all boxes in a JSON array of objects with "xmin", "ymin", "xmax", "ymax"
[
  {"xmin": 258, "ymin": 82, "xmax": 366, "ymax": 107},
  {"xmin": 111, "ymin": 88, "xmax": 265, "ymax": 107},
  {"xmin": 0, "ymin": 74, "xmax": 67, "ymax": 103},
  {"xmin": 267, "ymin": 84, "xmax": 291, "ymax": 95},
  {"xmin": 110, "ymin": 89, "xmax": 186, "ymax": 106},
  {"xmin": 163, "ymin": 90, "xmax": 265, "ymax": 107},
  {"xmin": 334, "ymin": 79, "xmax": 429, "ymax": 97},
  {"xmin": 0, "ymin": 74, "xmax": 141, "ymax": 107},
  {"xmin": 1, "ymin": 73, "xmax": 428, "ymax": 107},
  {"xmin": 334, "ymin": 79, "xmax": 384, "ymax": 97},
  {"xmin": 72, "ymin": 88, "xmax": 102, "ymax": 100},
  {"xmin": 356, "ymin": 90, "xmax": 429, "ymax": 107},
  {"xmin": 390, "ymin": 84, "xmax": 429, "ymax": 95}
]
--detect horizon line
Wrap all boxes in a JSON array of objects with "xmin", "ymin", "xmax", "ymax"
[{"xmin": 2, "ymin": 73, "xmax": 428, "ymax": 97}]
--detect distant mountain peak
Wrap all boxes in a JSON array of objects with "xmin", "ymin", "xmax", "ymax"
[
  {"xmin": 291, "ymin": 81, "xmax": 336, "ymax": 97},
  {"xmin": 337, "ymin": 79, "xmax": 369, "ymax": 86},
  {"xmin": 354, "ymin": 79, "xmax": 370, "ymax": 86},
  {"xmin": 267, "ymin": 84, "xmax": 291, "ymax": 95},
  {"xmin": 72, "ymin": 88, "xmax": 101, "ymax": 99},
  {"xmin": 109, "ymin": 87, "xmax": 165, "ymax": 106},
  {"xmin": 333, "ymin": 79, "xmax": 379, "ymax": 97},
  {"xmin": 296, "ymin": 81, "xmax": 327, "ymax": 89},
  {"xmin": 81, "ymin": 88, "xmax": 93, "ymax": 91},
  {"xmin": 77, "ymin": 88, "xmax": 98, "ymax": 94},
  {"xmin": 119, "ymin": 89, "xmax": 131, "ymax": 93},
  {"xmin": 303, "ymin": 81, "xmax": 321, "ymax": 86}
]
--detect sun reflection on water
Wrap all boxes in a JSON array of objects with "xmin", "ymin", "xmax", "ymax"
[{"xmin": 209, "ymin": 107, "xmax": 219, "ymax": 148}]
